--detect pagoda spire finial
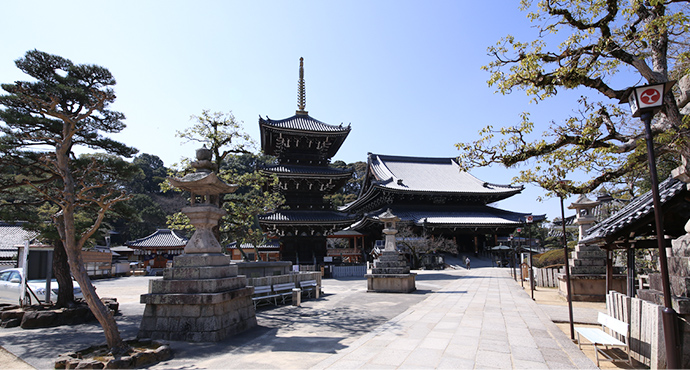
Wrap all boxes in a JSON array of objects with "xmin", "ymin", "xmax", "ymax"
[{"xmin": 296, "ymin": 57, "xmax": 308, "ymax": 115}]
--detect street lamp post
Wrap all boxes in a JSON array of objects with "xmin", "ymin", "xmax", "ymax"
[
  {"xmin": 527, "ymin": 215, "xmax": 535, "ymax": 300},
  {"xmin": 622, "ymin": 81, "xmax": 680, "ymax": 369},
  {"xmin": 559, "ymin": 192, "xmax": 575, "ymax": 340}
]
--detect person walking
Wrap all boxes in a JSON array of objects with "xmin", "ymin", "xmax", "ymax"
[{"xmin": 465, "ymin": 256, "xmax": 471, "ymax": 270}]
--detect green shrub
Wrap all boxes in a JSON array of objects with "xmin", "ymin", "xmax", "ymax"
[{"xmin": 534, "ymin": 248, "xmax": 570, "ymax": 268}]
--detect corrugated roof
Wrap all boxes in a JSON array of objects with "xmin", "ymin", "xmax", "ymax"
[
  {"xmin": 581, "ymin": 177, "xmax": 687, "ymax": 245},
  {"xmin": 125, "ymin": 229, "xmax": 188, "ymax": 248},
  {"xmin": 369, "ymin": 154, "xmax": 523, "ymax": 195},
  {"xmin": 260, "ymin": 115, "xmax": 350, "ymax": 133}
]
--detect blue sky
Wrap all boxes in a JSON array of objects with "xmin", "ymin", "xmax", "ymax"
[{"xmin": 1, "ymin": 0, "xmax": 589, "ymax": 222}]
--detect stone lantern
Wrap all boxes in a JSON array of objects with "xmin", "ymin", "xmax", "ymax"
[
  {"xmin": 365, "ymin": 209, "xmax": 416, "ymax": 293},
  {"xmin": 138, "ymin": 147, "xmax": 256, "ymax": 342},
  {"xmin": 167, "ymin": 146, "xmax": 238, "ymax": 254},
  {"xmin": 568, "ymin": 195, "xmax": 599, "ymax": 241},
  {"xmin": 379, "ymin": 209, "xmax": 400, "ymax": 252}
]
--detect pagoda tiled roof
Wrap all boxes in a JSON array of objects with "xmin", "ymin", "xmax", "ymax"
[
  {"xmin": 125, "ymin": 229, "xmax": 188, "ymax": 249},
  {"xmin": 261, "ymin": 164, "xmax": 353, "ymax": 177},
  {"xmin": 259, "ymin": 210, "xmax": 357, "ymax": 224},
  {"xmin": 580, "ymin": 177, "xmax": 689, "ymax": 245},
  {"xmin": 260, "ymin": 114, "xmax": 350, "ymax": 134}
]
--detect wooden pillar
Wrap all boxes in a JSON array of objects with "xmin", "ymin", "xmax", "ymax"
[
  {"xmin": 605, "ymin": 248, "xmax": 613, "ymax": 294},
  {"xmin": 627, "ymin": 246, "xmax": 635, "ymax": 297},
  {"xmin": 474, "ymin": 235, "xmax": 479, "ymax": 255}
]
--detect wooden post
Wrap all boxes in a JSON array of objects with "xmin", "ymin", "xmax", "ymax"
[{"xmin": 606, "ymin": 248, "xmax": 613, "ymax": 294}]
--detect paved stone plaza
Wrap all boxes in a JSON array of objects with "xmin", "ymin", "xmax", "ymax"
[{"xmin": 0, "ymin": 262, "xmax": 600, "ymax": 369}]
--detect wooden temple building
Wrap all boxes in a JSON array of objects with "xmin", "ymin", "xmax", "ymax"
[
  {"xmin": 258, "ymin": 59, "xmax": 541, "ymax": 263},
  {"xmin": 340, "ymin": 154, "xmax": 544, "ymax": 255},
  {"xmin": 257, "ymin": 58, "xmax": 358, "ymax": 264}
]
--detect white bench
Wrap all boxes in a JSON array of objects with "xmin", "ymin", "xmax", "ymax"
[
  {"xmin": 575, "ymin": 312, "xmax": 632, "ymax": 367},
  {"xmin": 251, "ymin": 285, "xmax": 279, "ymax": 308},
  {"xmin": 300, "ymin": 280, "xmax": 319, "ymax": 298},
  {"xmin": 272, "ymin": 283, "xmax": 296, "ymax": 304}
]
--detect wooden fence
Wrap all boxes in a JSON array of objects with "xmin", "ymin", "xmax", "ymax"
[
  {"xmin": 533, "ymin": 266, "xmax": 564, "ymax": 288},
  {"xmin": 332, "ymin": 265, "xmax": 366, "ymax": 278},
  {"xmin": 606, "ymin": 291, "xmax": 665, "ymax": 369}
]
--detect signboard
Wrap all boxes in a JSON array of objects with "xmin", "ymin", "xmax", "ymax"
[
  {"xmin": 635, "ymin": 85, "xmax": 664, "ymax": 109},
  {"xmin": 526, "ymin": 215, "xmax": 533, "ymax": 223},
  {"xmin": 323, "ymin": 256, "xmax": 333, "ymax": 262}
]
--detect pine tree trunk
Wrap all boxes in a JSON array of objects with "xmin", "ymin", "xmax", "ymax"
[
  {"xmin": 52, "ymin": 240, "xmax": 75, "ymax": 308},
  {"xmin": 55, "ymin": 142, "xmax": 126, "ymax": 352},
  {"xmin": 62, "ymin": 211, "xmax": 126, "ymax": 351}
]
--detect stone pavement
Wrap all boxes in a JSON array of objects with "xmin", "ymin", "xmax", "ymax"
[
  {"xmin": 0, "ymin": 261, "xmax": 600, "ymax": 369},
  {"xmin": 312, "ymin": 267, "xmax": 597, "ymax": 369}
]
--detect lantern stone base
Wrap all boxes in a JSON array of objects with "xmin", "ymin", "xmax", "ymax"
[
  {"xmin": 138, "ymin": 253, "xmax": 257, "ymax": 342},
  {"xmin": 366, "ymin": 250, "xmax": 416, "ymax": 293},
  {"xmin": 557, "ymin": 273, "xmax": 626, "ymax": 302},
  {"xmin": 365, "ymin": 273, "xmax": 417, "ymax": 293}
]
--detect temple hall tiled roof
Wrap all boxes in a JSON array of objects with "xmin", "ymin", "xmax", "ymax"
[
  {"xmin": 342, "ymin": 154, "xmax": 524, "ymax": 214},
  {"xmin": 125, "ymin": 229, "xmax": 188, "ymax": 249},
  {"xmin": 580, "ymin": 177, "xmax": 689, "ymax": 245},
  {"xmin": 351, "ymin": 205, "xmax": 541, "ymax": 229},
  {"xmin": 367, "ymin": 154, "xmax": 523, "ymax": 194},
  {"xmin": 260, "ymin": 114, "xmax": 351, "ymax": 134}
]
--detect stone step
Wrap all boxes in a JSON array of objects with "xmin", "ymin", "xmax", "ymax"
[
  {"xmin": 571, "ymin": 250, "xmax": 606, "ymax": 259},
  {"xmin": 149, "ymin": 276, "xmax": 248, "ymax": 294},
  {"xmin": 164, "ymin": 265, "xmax": 238, "ymax": 280},
  {"xmin": 574, "ymin": 244, "xmax": 606, "ymax": 252},
  {"xmin": 372, "ymin": 267, "xmax": 410, "ymax": 274},
  {"xmin": 173, "ymin": 253, "xmax": 232, "ymax": 268},
  {"xmin": 571, "ymin": 258, "xmax": 605, "ymax": 266},
  {"xmin": 569, "ymin": 266, "xmax": 606, "ymax": 274}
]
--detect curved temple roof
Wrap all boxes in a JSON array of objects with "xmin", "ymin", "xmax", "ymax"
[
  {"xmin": 368, "ymin": 154, "xmax": 522, "ymax": 194},
  {"xmin": 349, "ymin": 205, "xmax": 541, "ymax": 230},
  {"xmin": 260, "ymin": 114, "xmax": 351, "ymax": 134},
  {"xmin": 125, "ymin": 229, "xmax": 188, "ymax": 249},
  {"xmin": 580, "ymin": 177, "xmax": 689, "ymax": 245},
  {"xmin": 343, "ymin": 154, "xmax": 523, "ymax": 214}
]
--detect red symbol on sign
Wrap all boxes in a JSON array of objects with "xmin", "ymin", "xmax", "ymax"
[{"xmin": 640, "ymin": 88, "xmax": 661, "ymax": 105}]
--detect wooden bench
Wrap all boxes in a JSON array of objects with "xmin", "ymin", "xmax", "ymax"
[
  {"xmin": 251, "ymin": 285, "xmax": 279, "ymax": 309},
  {"xmin": 575, "ymin": 312, "xmax": 632, "ymax": 367},
  {"xmin": 272, "ymin": 283, "xmax": 296, "ymax": 304},
  {"xmin": 300, "ymin": 280, "xmax": 319, "ymax": 298}
]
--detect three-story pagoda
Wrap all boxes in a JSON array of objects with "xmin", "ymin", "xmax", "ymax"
[{"xmin": 258, "ymin": 58, "xmax": 357, "ymax": 263}]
